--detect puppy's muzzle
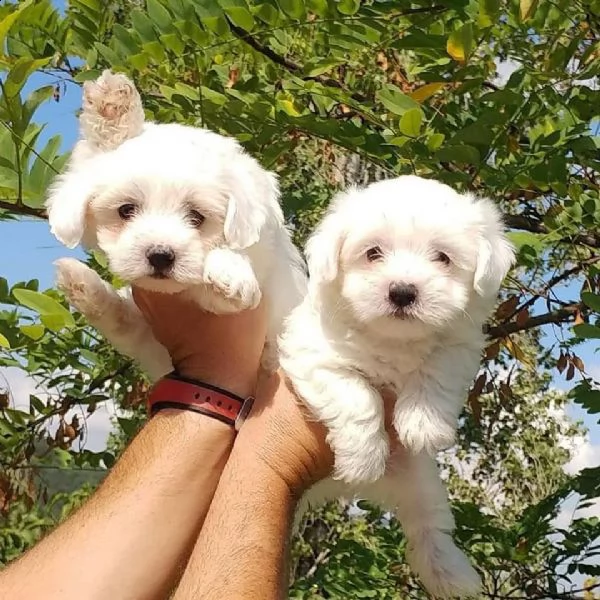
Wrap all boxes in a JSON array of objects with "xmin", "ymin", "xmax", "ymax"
[
  {"xmin": 146, "ymin": 246, "xmax": 175, "ymax": 277},
  {"xmin": 388, "ymin": 282, "xmax": 418, "ymax": 309}
]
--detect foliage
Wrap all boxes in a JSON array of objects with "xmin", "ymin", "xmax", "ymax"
[{"xmin": 0, "ymin": 0, "xmax": 600, "ymax": 597}]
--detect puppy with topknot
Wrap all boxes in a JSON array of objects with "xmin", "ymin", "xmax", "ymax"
[{"xmin": 48, "ymin": 70, "xmax": 306, "ymax": 378}]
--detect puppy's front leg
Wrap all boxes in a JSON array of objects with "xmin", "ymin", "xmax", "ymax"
[
  {"xmin": 394, "ymin": 343, "xmax": 481, "ymax": 454},
  {"xmin": 364, "ymin": 451, "xmax": 481, "ymax": 598},
  {"xmin": 290, "ymin": 368, "xmax": 389, "ymax": 484},
  {"xmin": 203, "ymin": 248, "xmax": 262, "ymax": 312},
  {"xmin": 55, "ymin": 258, "xmax": 172, "ymax": 379}
]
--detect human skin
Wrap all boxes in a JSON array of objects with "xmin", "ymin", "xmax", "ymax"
[
  {"xmin": 173, "ymin": 371, "xmax": 334, "ymax": 600},
  {"xmin": 0, "ymin": 290, "xmax": 266, "ymax": 600}
]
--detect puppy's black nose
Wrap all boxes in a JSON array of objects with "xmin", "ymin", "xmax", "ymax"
[
  {"xmin": 146, "ymin": 247, "xmax": 175, "ymax": 272},
  {"xmin": 389, "ymin": 283, "xmax": 418, "ymax": 308}
]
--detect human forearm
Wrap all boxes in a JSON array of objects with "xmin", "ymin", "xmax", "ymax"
[
  {"xmin": 175, "ymin": 454, "xmax": 296, "ymax": 599},
  {"xmin": 1, "ymin": 410, "xmax": 233, "ymax": 600},
  {"xmin": 174, "ymin": 375, "xmax": 332, "ymax": 600}
]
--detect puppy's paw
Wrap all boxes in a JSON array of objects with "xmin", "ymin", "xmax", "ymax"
[
  {"xmin": 54, "ymin": 258, "xmax": 113, "ymax": 320},
  {"xmin": 394, "ymin": 403, "xmax": 456, "ymax": 455},
  {"xmin": 81, "ymin": 70, "xmax": 144, "ymax": 150},
  {"xmin": 408, "ymin": 530, "xmax": 481, "ymax": 598},
  {"xmin": 331, "ymin": 431, "xmax": 389, "ymax": 484},
  {"xmin": 203, "ymin": 249, "xmax": 262, "ymax": 311}
]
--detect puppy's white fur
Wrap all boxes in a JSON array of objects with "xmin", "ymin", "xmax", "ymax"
[
  {"xmin": 48, "ymin": 71, "xmax": 306, "ymax": 378},
  {"xmin": 279, "ymin": 176, "xmax": 514, "ymax": 598}
]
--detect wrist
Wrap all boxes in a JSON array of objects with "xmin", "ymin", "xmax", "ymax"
[
  {"xmin": 234, "ymin": 410, "xmax": 332, "ymax": 496},
  {"xmin": 151, "ymin": 409, "xmax": 235, "ymax": 448},
  {"xmin": 148, "ymin": 373, "xmax": 255, "ymax": 434}
]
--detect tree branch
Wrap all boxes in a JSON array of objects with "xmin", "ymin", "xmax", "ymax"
[
  {"xmin": 226, "ymin": 19, "xmax": 364, "ymax": 100},
  {"xmin": 503, "ymin": 213, "xmax": 600, "ymax": 248},
  {"xmin": 0, "ymin": 199, "xmax": 46, "ymax": 219},
  {"xmin": 225, "ymin": 6, "xmax": 447, "ymax": 102},
  {"xmin": 485, "ymin": 304, "xmax": 583, "ymax": 339},
  {"xmin": 505, "ymin": 256, "xmax": 600, "ymax": 321}
]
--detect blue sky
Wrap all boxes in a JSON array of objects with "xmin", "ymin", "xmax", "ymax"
[{"xmin": 2, "ymin": 69, "xmax": 84, "ymax": 288}]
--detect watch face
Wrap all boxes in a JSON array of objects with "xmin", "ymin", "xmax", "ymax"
[{"xmin": 235, "ymin": 396, "xmax": 256, "ymax": 431}]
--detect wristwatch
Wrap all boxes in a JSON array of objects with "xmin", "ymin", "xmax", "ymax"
[{"xmin": 147, "ymin": 372, "xmax": 255, "ymax": 431}]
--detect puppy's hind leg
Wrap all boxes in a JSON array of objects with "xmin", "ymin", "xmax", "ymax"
[
  {"xmin": 363, "ymin": 451, "xmax": 481, "ymax": 599},
  {"xmin": 55, "ymin": 258, "xmax": 172, "ymax": 379}
]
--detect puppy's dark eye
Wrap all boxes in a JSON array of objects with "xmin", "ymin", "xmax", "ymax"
[
  {"xmin": 189, "ymin": 210, "xmax": 205, "ymax": 227},
  {"xmin": 435, "ymin": 251, "xmax": 451, "ymax": 265},
  {"xmin": 366, "ymin": 246, "xmax": 384, "ymax": 262},
  {"xmin": 118, "ymin": 203, "xmax": 137, "ymax": 220}
]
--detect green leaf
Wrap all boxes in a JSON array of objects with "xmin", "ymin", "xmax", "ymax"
[
  {"xmin": 0, "ymin": 0, "xmax": 34, "ymax": 49},
  {"xmin": 117, "ymin": 417, "xmax": 140, "ymax": 437},
  {"xmin": 0, "ymin": 332, "xmax": 9, "ymax": 348},
  {"xmin": 112, "ymin": 23, "xmax": 140, "ymax": 55},
  {"xmin": 479, "ymin": 0, "xmax": 500, "ymax": 27},
  {"xmin": 20, "ymin": 324, "xmax": 45, "ymax": 340},
  {"xmin": 146, "ymin": 0, "xmax": 174, "ymax": 33},
  {"xmin": 276, "ymin": 0, "xmax": 306, "ymax": 20},
  {"xmin": 436, "ymin": 145, "xmax": 480, "ymax": 165},
  {"xmin": 21, "ymin": 85, "xmax": 54, "ymax": 130},
  {"xmin": 142, "ymin": 41, "xmax": 166, "ymax": 63},
  {"xmin": 128, "ymin": 53, "xmax": 150, "ymax": 71},
  {"xmin": 305, "ymin": 59, "xmax": 345, "ymax": 77},
  {"xmin": 399, "ymin": 108, "xmax": 424, "ymax": 138},
  {"xmin": 427, "ymin": 132, "xmax": 445, "ymax": 151},
  {"xmin": 29, "ymin": 394, "xmax": 46, "ymax": 415},
  {"xmin": 582, "ymin": 292, "xmax": 600, "ymax": 312},
  {"xmin": 74, "ymin": 69, "xmax": 103, "ymax": 82},
  {"xmin": 12, "ymin": 289, "xmax": 76, "ymax": 329},
  {"xmin": 254, "ymin": 1, "xmax": 280, "ymax": 24},
  {"xmin": 193, "ymin": 3, "xmax": 229, "ymax": 34},
  {"xmin": 160, "ymin": 33, "xmax": 185, "ymax": 54},
  {"xmin": 4, "ymin": 57, "xmax": 51, "ymax": 98},
  {"xmin": 218, "ymin": 0, "xmax": 255, "ymax": 31},
  {"xmin": 572, "ymin": 387, "xmax": 600, "ymax": 413},
  {"xmin": 40, "ymin": 313, "xmax": 69, "ymax": 332},
  {"xmin": 519, "ymin": 0, "xmax": 538, "ymax": 21},
  {"xmin": 376, "ymin": 85, "xmax": 419, "ymax": 116},
  {"xmin": 507, "ymin": 231, "xmax": 544, "ymax": 252},
  {"xmin": 573, "ymin": 323, "xmax": 600, "ymax": 340},
  {"xmin": 130, "ymin": 8, "xmax": 157, "ymax": 43},
  {"xmin": 447, "ymin": 23, "xmax": 473, "ymax": 63},
  {"xmin": 337, "ymin": 0, "xmax": 360, "ymax": 15},
  {"xmin": 103, "ymin": 452, "xmax": 116, "ymax": 468}
]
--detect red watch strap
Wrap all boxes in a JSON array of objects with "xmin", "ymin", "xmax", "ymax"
[{"xmin": 147, "ymin": 373, "xmax": 247, "ymax": 427}]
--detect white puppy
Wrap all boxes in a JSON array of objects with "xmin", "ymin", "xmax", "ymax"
[
  {"xmin": 47, "ymin": 70, "xmax": 306, "ymax": 378},
  {"xmin": 279, "ymin": 176, "xmax": 514, "ymax": 598}
]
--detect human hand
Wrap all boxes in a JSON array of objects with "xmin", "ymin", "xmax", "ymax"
[
  {"xmin": 132, "ymin": 288, "xmax": 267, "ymax": 398},
  {"xmin": 234, "ymin": 372, "xmax": 398, "ymax": 494}
]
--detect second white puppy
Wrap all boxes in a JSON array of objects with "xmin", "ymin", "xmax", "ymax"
[
  {"xmin": 279, "ymin": 175, "xmax": 514, "ymax": 597},
  {"xmin": 47, "ymin": 71, "xmax": 306, "ymax": 378}
]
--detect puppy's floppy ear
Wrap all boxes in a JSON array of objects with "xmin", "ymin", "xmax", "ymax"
[
  {"xmin": 46, "ymin": 170, "xmax": 97, "ymax": 249},
  {"xmin": 472, "ymin": 196, "xmax": 515, "ymax": 296},
  {"xmin": 305, "ymin": 191, "xmax": 349, "ymax": 285},
  {"xmin": 79, "ymin": 69, "xmax": 145, "ymax": 153},
  {"xmin": 224, "ymin": 151, "xmax": 280, "ymax": 250}
]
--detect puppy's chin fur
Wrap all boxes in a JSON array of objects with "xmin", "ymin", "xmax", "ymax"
[
  {"xmin": 48, "ymin": 70, "xmax": 307, "ymax": 378},
  {"xmin": 280, "ymin": 175, "xmax": 514, "ymax": 599}
]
